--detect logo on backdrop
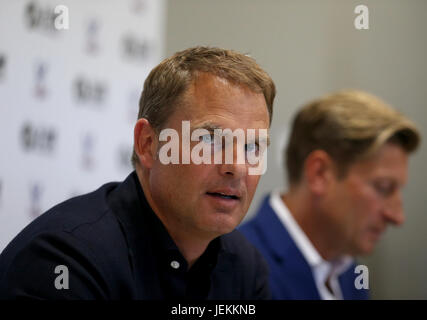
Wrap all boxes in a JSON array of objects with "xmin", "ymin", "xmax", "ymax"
[
  {"xmin": 29, "ymin": 182, "xmax": 43, "ymax": 218},
  {"xmin": 117, "ymin": 144, "xmax": 133, "ymax": 171},
  {"xmin": 0, "ymin": 54, "xmax": 6, "ymax": 81},
  {"xmin": 81, "ymin": 133, "xmax": 96, "ymax": 170},
  {"xmin": 34, "ymin": 61, "xmax": 48, "ymax": 99},
  {"xmin": 73, "ymin": 76, "xmax": 108, "ymax": 106},
  {"xmin": 20, "ymin": 122, "xmax": 57, "ymax": 154},
  {"xmin": 128, "ymin": 89, "xmax": 140, "ymax": 123},
  {"xmin": 24, "ymin": 1, "xmax": 58, "ymax": 34},
  {"xmin": 122, "ymin": 34, "xmax": 151, "ymax": 63},
  {"xmin": 85, "ymin": 19, "xmax": 100, "ymax": 55},
  {"xmin": 131, "ymin": 0, "xmax": 147, "ymax": 14}
]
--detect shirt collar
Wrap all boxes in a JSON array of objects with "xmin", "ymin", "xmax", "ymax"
[
  {"xmin": 269, "ymin": 190, "xmax": 353, "ymax": 275},
  {"xmin": 136, "ymin": 175, "xmax": 221, "ymax": 272},
  {"xmin": 110, "ymin": 171, "xmax": 223, "ymax": 273}
]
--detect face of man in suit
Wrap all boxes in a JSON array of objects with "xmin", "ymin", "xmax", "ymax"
[
  {"xmin": 320, "ymin": 142, "xmax": 409, "ymax": 256},
  {"xmin": 135, "ymin": 73, "xmax": 269, "ymax": 241}
]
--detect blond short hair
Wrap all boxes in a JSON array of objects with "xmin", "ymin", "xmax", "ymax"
[
  {"xmin": 131, "ymin": 46, "xmax": 276, "ymax": 168},
  {"xmin": 285, "ymin": 90, "xmax": 421, "ymax": 185}
]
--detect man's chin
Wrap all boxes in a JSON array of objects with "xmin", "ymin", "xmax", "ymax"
[
  {"xmin": 202, "ymin": 219, "xmax": 240, "ymax": 237},
  {"xmin": 196, "ymin": 207, "xmax": 245, "ymax": 236},
  {"xmin": 355, "ymin": 242, "xmax": 376, "ymax": 256}
]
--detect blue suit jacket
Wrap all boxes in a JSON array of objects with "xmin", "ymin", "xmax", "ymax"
[{"xmin": 239, "ymin": 195, "xmax": 369, "ymax": 300}]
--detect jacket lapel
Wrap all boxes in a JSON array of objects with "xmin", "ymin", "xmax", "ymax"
[{"xmin": 252, "ymin": 196, "xmax": 320, "ymax": 299}]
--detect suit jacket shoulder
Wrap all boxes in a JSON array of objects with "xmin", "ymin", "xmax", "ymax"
[
  {"xmin": 0, "ymin": 179, "xmax": 133, "ymax": 299},
  {"xmin": 239, "ymin": 194, "xmax": 369, "ymax": 300}
]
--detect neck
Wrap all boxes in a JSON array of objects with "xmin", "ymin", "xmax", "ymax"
[
  {"xmin": 166, "ymin": 232, "xmax": 211, "ymax": 269},
  {"xmin": 135, "ymin": 168, "xmax": 211, "ymax": 269},
  {"xmin": 282, "ymin": 186, "xmax": 343, "ymax": 261}
]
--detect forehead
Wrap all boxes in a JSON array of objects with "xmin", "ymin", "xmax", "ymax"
[
  {"xmin": 169, "ymin": 73, "xmax": 269, "ymax": 129},
  {"xmin": 346, "ymin": 143, "xmax": 409, "ymax": 183}
]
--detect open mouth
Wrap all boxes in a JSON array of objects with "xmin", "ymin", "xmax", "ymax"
[{"xmin": 206, "ymin": 192, "xmax": 239, "ymax": 200}]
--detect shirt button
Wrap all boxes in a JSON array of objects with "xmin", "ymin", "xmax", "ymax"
[{"xmin": 170, "ymin": 260, "xmax": 180, "ymax": 269}]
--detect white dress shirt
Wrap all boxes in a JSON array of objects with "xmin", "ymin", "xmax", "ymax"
[{"xmin": 269, "ymin": 191, "xmax": 353, "ymax": 300}]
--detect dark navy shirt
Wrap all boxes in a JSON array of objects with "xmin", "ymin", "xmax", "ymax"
[{"xmin": 0, "ymin": 172, "xmax": 270, "ymax": 300}]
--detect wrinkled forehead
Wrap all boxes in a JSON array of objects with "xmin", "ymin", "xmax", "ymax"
[{"xmin": 184, "ymin": 74, "xmax": 268, "ymax": 117}]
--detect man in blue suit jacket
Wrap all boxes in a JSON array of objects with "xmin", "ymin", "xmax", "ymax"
[{"xmin": 240, "ymin": 90, "xmax": 420, "ymax": 300}]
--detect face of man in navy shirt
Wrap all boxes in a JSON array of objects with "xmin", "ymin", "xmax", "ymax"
[{"xmin": 135, "ymin": 72, "xmax": 270, "ymax": 243}]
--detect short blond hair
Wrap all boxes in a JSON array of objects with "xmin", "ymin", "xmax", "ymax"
[
  {"xmin": 285, "ymin": 90, "xmax": 421, "ymax": 185},
  {"xmin": 131, "ymin": 46, "xmax": 276, "ymax": 168}
]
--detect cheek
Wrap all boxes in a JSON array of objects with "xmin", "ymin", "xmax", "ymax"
[
  {"xmin": 172, "ymin": 164, "xmax": 213, "ymax": 197},
  {"xmin": 150, "ymin": 164, "xmax": 201, "ymax": 214},
  {"xmin": 329, "ymin": 183, "xmax": 365, "ymax": 229},
  {"xmin": 151, "ymin": 163, "xmax": 193, "ymax": 195},
  {"xmin": 246, "ymin": 176, "xmax": 260, "ymax": 200},
  {"xmin": 150, "ymin": 165, "xmax": 175, "ymax": 200},
  {"xmin": 347, "ymin": 184, "xmax": 380, "ymax": 227}
]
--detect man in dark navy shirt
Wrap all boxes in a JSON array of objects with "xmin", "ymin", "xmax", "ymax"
[{"xmin": 0, "ymin": 46, "xmax": 276, "ymax": 299}]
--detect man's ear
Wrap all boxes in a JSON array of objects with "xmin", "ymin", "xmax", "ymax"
[
  {"xmin": 303, "ymin": 150, "xmax": 336, "ymax": 195},
  {"xmin": 134, "ymin": 118, "xmax": 157, "ymax": 168}
]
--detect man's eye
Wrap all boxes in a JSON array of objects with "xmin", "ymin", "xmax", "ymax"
[
  {"xmin": 201, "ymin": 133, "xmax": 213, "ymax": 144},
  {"xmin": 373, "ymin": 181, "xmax": 395, "ymax": 197},
  {"xmin": 245, "ymin": 143, "xmax": 259, "ymax": 153},
  {"xmin": 200, "ymin": 134, "xmax": 222, "ymax": 150}
]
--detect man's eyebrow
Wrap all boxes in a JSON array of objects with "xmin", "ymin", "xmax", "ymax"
[
  {"xmin": 190, "ymin": 121, "xmax": 271, "ymax": 146},
  {"xmin": 191, "ymin": 122, "xmax": 222, "ymax": 131},
  {"xmin": 247, "ymin": 134, "xmax": 270, "ymax": 147}
]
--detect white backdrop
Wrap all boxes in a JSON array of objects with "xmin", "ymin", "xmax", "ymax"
[{"xmin": 0, "ymin": 0, "xmax": 165, "ymax": 251}]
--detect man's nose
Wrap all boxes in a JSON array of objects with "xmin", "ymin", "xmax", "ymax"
[
  {"xmin": 218, "ymin": 142, "xmax": 247, "ymax": 178},
  {"xmin": 382, "ymin": 191, "xmax": 405, "ymax": 226}
]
